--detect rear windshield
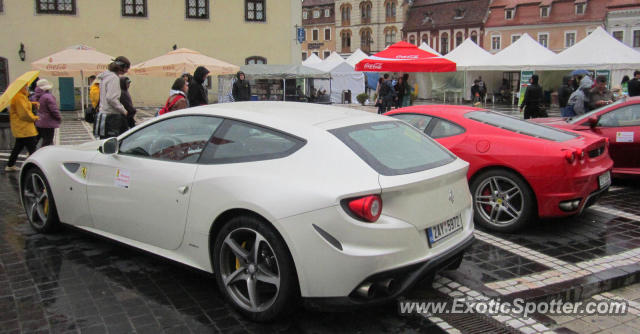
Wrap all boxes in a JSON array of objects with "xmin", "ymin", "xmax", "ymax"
[
  {"xmin": 465, "ymin": 110, "xmax": 578, "ymax": 142},
  {"xmin": 330, "ymin": 121, "xmax": 455, "ymax": 176}
]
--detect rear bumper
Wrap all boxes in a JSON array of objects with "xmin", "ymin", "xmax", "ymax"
[{"xmin": 303, "ymin": 233, "xmax": 475, "ymax": 310}]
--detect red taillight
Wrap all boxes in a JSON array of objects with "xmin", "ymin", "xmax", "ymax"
[
  {"xmin": 347, "ymin": 195, "xmax": 382, "ymax": 222},
  {"xmin": 576, "ymin": 148, "xmax": 585, "ymax": 160},
  {"xmin": 565, "ymin": 151, "xmax": 576, "ymax": 163}
]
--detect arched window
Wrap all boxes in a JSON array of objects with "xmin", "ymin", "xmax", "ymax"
[
  {"xmin": 384, "ymin": 26, "xmax": 397, "ymax": 47},
  {"xmin": 341, "ymin": 30, "xmax": 352, "ymax": 53},
  {"xmin": 0, "ymin": 57, "xmax": 8, "ymax": 93},
  {"xmin": 340, "ymin": 4, "xmax": 351, "ymax": 26},
  {"xmin": 455, "ymin": 31, "xmax": 463, "ymax": 47},
  {"xmin": 422, "ymin": 34, "xmax": 429, "ymax": 45},
  {"xmin": 360, "ymin": 28, "xmax": 373, "ymax": 52},
  {"xmin": 385, "ymin": 0, "xmax": 397, "ymax": 21},
  {"xmin": 409, "ymin": 35, "xmax": 416, "ymax": 45},
  {"xmin": 470, "ymin": 31, "xmax": 478, "ymax": 44},
  {"xmin": 245, "ymin": 56, "xmax": 267, "ymax": 65},
  {"xmin": 440, "ymin": 32, "xmax": 449, "ymax": 54},
  {"xmin": 360, "ymin": 1, "xmax": 372, "ymax": 24}
]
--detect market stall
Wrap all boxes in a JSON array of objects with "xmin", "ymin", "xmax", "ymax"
[{"xmin": 307, "ymin": 52, "xmax": 365, "ymax": 104}]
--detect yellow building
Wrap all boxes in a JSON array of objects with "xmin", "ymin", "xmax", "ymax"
[{"xmin": 0, "ymin": 0, "xmax": 301, "ymax": 107}]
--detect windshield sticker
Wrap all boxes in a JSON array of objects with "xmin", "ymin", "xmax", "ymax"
[
  {"xmin": 115, "ymin": 169, "xmax": 131, "ymax": 189},
  {"xmin": 616, "ymin": 132, "xmax": 634, "ymax": 143}
]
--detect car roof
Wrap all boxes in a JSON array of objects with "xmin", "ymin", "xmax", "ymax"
[{"xmin": 387, "ymin": 105, "xmax": 484, "ymax": 119}]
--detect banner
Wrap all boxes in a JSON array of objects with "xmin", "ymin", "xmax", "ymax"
[{"xmin": 518, "ymin": 70, "xmax": 534, "ymax": 107}]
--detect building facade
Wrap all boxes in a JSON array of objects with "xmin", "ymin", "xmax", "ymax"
[
  {"xmin": 483, "ymin": 0, "xmax": 606, "ymax": 54},
  {"xmin": 606, "ymin": 1, "xmax": 640, "ymax": 51},
  {"xmin": 335, "ymin": 0, "xmax": 409, "ymax": 56},
  {"xmin": 0, "ymin": 0, "xmax": 301, "ymax": 106},
  {"xmin": 301, "ymin": 0, "xmax": 336, "ymax": 60},
  {"xmin": 404, "ymin": 0, "xmax": 489, "ymax": 55}
]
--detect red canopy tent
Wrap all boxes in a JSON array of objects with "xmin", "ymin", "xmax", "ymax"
[{"xmin": 355, "ymin": 41, "xmax": 456, "ymax": 72}]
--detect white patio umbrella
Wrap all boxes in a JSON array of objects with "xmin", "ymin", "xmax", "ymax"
[{"xmin": 130, "ymin": 48, "xmax": 239, "ymax": 77}]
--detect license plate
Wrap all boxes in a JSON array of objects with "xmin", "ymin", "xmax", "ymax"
[
  {"xmin": 598, "ymin": 171, "xmax": 611, "ymax": 189},
  {"xmin": 427, "ymin": 215, "xmax": 462, "ymax": 246}
]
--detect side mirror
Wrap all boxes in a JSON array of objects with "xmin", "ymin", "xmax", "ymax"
[
  {"xmin": 100, "ymin": 137, "xmax": 119, "ymax": 154},
  {"xmin": 588, "ymin": 116, "xmax": 598, "ymax": 128}
]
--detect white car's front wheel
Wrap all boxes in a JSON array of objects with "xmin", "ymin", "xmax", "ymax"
[
  {"xmin": 213, "ymin": 216, "xmax": 298, "ymax": 321},
  {"xmin": 21, "ymin": 168, "xmax": 60, "ymax": 233}
]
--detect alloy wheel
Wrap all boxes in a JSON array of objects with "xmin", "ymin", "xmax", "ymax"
[
  {"xmin": 474, "ymin": 176, "xmax": 524, "ymax": 227},
  {"xmin": 22, "ymin": 172, "xmax": 50, "ymax": 228}
]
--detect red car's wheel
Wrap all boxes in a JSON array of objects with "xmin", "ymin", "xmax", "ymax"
[{"xmin": 470, "ymin": 169, "xmax": 535, "ymax": 232}]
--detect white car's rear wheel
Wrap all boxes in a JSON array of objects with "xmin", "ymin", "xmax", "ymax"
[
  {"xmin": 22, "ymin": 168, "xmax": 60, "ymax": 233},
  {"xmin": 213, "ymin": 216, "xmax": 298, "ymax": 321}
]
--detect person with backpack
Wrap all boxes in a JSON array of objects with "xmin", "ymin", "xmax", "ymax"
[
  {"xmin": 566, "ymin": 76, "xmax": 593, "ymax": 116},
  {"xmin": 158, "ymin": 78, "xmax": 189, "ymax": 116}
]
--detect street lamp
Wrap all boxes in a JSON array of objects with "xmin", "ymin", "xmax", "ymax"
[{"xmin": 18, "ymin": 43, "xmax": 26, "ymax": 61}]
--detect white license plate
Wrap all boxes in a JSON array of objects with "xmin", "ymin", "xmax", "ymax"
[
  {"xmin": 598, "ymin": 171, "xmax": 611, "ymax": 189},
  {"xmin": 427, "ymin": 215, "xmax": 462, "ymax": 246}
]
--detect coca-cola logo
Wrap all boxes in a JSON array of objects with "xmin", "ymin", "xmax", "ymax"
[
  {"xmin": 395, "ymin": 55, "xmax": 419, "ymax": 59},
  {"xmin": 45, "ymin": 64, "xmax": 67, "ymax": 70},
  {"xmin": 364, "ymin": 63, "xmax": 383, "ymax": 70}
]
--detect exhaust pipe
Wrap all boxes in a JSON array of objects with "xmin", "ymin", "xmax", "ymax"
[
  {"xmin": 376, "ymin": 278, "xmax": 397, "ymax": 295},
  {"xmin": 356, "ymin": 282, "xmax": 376, "ymax": 299}
]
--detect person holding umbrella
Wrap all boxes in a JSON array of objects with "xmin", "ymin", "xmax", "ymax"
[{"xmin": 5, "ymin": 84, "xmax": 39, "ymax": 171}]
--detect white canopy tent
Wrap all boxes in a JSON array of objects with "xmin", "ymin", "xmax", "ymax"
[
  {"xmin": 443, "ymin": 38, "xmax": 498, "ymax": 100},
  {"xmin": 418, "ymin": 42, "xmax": 442, "ymax": 56},
  {"xmin": 474, "ymin": 33, "xmax": 557, "ymax": 71},
  {"xmin": 346, "ymin": 49, "xmax": 369, "ymax": 68},
  {"xmin": 308, "ymin": 52, "xmax": 365, "ymax": 103},
  {"xmin": 302, "ymin": 53, "xmax": 323, "ymax": 66}
]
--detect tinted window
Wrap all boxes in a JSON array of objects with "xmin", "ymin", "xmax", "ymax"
[
  {"xmin": 199, "ymin": 120, "xmax": 305, "ymax": 164},
  {"xmin": 570, "ymin": 99, "xmax": 626, "ymax": 125},
  {"xmin": 119, "ymin": 116, "xmax": 222, "ymax": 162},
  {"xmin": 390, "ymin": 113, "xmax": 433, "ymax": 132},
  {"xmin": 330, "ymin": 121, "xmax": 455, "ymax": 176},
  {"xmin": 466, "ymin": 110, "xmax": 578, "ymax": 142},
  {"xmin": 597, "ymin": 104, "xmax": 640, "ymax": 127},
  {"xmin": 429, "ymin": 119, "xmax": 465, "ymax": 138}
]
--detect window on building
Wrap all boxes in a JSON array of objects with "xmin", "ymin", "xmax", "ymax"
[
  {"xmin": 613, "ymin": 31, "xmax": 624, "ymax": 42},
  {"xmin": 360, "ymin": 1, "xmax": 372, "ymax": 24},
  {"xmin": 186, "ymin": 0, "xmax": 208, "ymax": 19},
  {"xmin": 470, "ymin": 31, "xmax": 478, "ymax": 44},
  {"xmin": 385, "ymin": 0, "xmax": 396, "ymax": 20},
  {"xmin": 575, "ymin": 3, "xmax": 585, "ymax": 15},
  {"xmin": 384, "ymin": 27, "xmax": 396, "ymax": 47},
  {"xmin": 325, "ymin": 28, "xmax": 331, "ymax": 41},
  {"xmin": 455, "ymin": 31, "xmax": 463, "ymax": 47},
  {"xmin": 313, "ymin": 10, "xmax": 320, "ymax": 18},
  {"xmin": 302, "ymin": 52, "xmax": 307, "ymax": 61},
  {"xmin": 303, "ymin": 11, "xmax": 308, "ymax": 19},
  {"xmin": 341, "ymin": 5, "xmax": 351, "ymax": 25},
  {"xmin": 409, "ymin": 35, "xmax": 416, "ymax": 45},
  {"xmin": 538, "ymin": 33, "xmax": 548, "ymax": 48},
  {"xmin": 440, "ymin": 32, "xmax": 449, "ymax": 54},
  {"xmin": 312, "ymin": 29, "xmax": 319, "ymax": 41},
  {"xmin": 422, "ymin": 34, "xmax": 429, "ymax": 44},
  {"xmin": 323, "ymin": 51, "xmax": 331, "ymax": 58},
  {"xmin": 491, "ymin": 35, "xmax": 501, "ymax": 50},
  {"xmin": 36, "ymin": 0, "xmax": 76, "ymax": 14},
  {"xmin": 313, "ymin": 51, "xmax": 319, "ymax": 57},
  {"xmin": 341, "ymin": 30, "xmax": 352, "ymax": 53},
  {"xmin": 0, "ymin": 57, "xmax": 8, "ymax": 93},
  {"xmin": 122, "ymin": 0, "xmax": 147, "ymax": 17},
  {"xmin": 540, "ymin": 6, "xmax": 549, "ymax": 17},
  {"xmin": 245, "ymin": 56, "xmax": 267, "ymax": 64},
  {"xmin": 511, "ymin": 34, "xmax": 520, "ymax": 43},
  {"xmin": 0, "ymin": 0, "xmax": 3, "ymax": 12},
  {"xmin": 505, "ymin": 9, "xmax": 514, "ymax": 20},
  {"xmin": 634, "ymin": 30, "xmax": 640, "ymax": 47},
  {"xmin": 361, "ymin": 29, "xmax": 372, "ymax": 52},
  {"xmin": 246, "ymin": 0, "xmax": 265, "ymax": 22},
  {"xmin": 565, "ymin": 31, "xmax": 576, "ymax": 47},
  {"xmin": 454, "ymin": 8, "xmax": 465, "ymax": 19},
  {"xmin": 324, "ymin": 8, "xmax": 330, "ymax": 17}
]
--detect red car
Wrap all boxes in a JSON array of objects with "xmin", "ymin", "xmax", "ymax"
[
  {"xmin": 386, "ymin": 105, "xmax": 613, "ymax": 232},
  {"xmin": 530, "ymin": 96, "xmax": 640, "ymax": 177}
]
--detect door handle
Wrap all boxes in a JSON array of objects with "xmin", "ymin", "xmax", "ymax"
[{"xmin": 177, "ymin": 185, "xmax": 189, "ymax": 194}]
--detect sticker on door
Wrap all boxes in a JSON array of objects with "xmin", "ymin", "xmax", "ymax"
[
  {"xmin": 616, "ymin": 132, "xmax": 634, "ymax": 143},
  {"xmin": 115, "ymin": 169, "xmax": 131, "ymax": 188}
]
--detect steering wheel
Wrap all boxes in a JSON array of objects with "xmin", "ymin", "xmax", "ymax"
[{"xmin": 149, "ymin": 136, "xmax": 181, "ymax": 156}]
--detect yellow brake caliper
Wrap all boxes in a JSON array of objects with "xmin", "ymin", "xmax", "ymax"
[{"xmin": 235, "ymin": 241, "xmax": 247, "ymax": 269}]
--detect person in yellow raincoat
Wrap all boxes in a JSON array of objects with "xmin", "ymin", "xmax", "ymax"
[{"xmin": 5, "ymin": 85, "xmax": 39, "ymax": 172}]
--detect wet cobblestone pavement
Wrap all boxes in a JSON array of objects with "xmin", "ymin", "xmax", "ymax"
[{"xmin": 1, "ymin": 106, "xmax": 640, "ymax": 333}]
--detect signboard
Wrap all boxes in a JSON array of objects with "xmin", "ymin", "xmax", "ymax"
[
  {"xmin": 595, "ymin": 70, "xmax": 611, "ymax": 89},
  {"xmin": 297, "ymin": 27, "xmax": 305, "ymax": 44},
  {"xmin": 518, "ymin": 70, "xmax": 534, "ymax": 107},
  {"xmin": 307, "ymin": 42, "xmax": 324, "ymax": 50}
]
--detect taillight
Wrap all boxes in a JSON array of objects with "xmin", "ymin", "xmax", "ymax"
[
  {"xmin": 576, "ymin": 148, "xmax": 585, "ymax": 160},
  {"xmin": 565, "ymin": 151, "xmax": 576, "ymax": 163},
  {"xmin": 347, "ymin": 195, "xmax": 382, "ymax": 222}
]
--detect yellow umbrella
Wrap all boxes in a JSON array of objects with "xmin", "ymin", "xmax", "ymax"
[
  {"xmin": 131, "ymin": 48, "xmax": 239, "ymax": 77},
  {"xmin": 0, "ymin": 70, "xmax": 40, "ymax": 112}
]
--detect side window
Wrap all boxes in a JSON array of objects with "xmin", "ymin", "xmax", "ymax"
[
  {"xmin": 598, "ymin": 105, "xmax": 640, "ymax": 127},
  {"xmin": 199, "ymin": 120, "xmax": 305, "ymax": 164},
  {"xmin": 429, "ymin": 119, "xmax": 465, "ymax": 138},
  {"xmin": 119, "ymin": 116, "xmax": 222, "ymax": 162},
  {"xmin": 390, "ymin": 114, "xmax": 433, "ymax": 132}
]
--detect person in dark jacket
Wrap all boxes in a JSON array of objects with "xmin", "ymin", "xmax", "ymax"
[
  {"xmin": 188, "ymin": 66, "xmax": 210, "ymax": 107},
  {"xmin": 628, "ymin": 70, "xmax": 640, "ymax": 97},
  {"xmin": 558, "ymin": 75, "xmax": 574, "ymax": 117},
  {"xmin": 377, "ymin": 74, "xmax": 396, "ymax": 114},
  {"xmin": 232, "ymin": 71, "xmax": 251, "ymax": 101},
  {"xmin": 119, "ymin": 77, "xmax": 136, "ymax": 128},
  {"xmin": 519, "ymin": 74, "xmax": 544, "ymax": 119}
]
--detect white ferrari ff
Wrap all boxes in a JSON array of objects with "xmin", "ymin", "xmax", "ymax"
[{"xmin": 20, "ymin": 102, "xmax": 474, "ymax": 321}]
